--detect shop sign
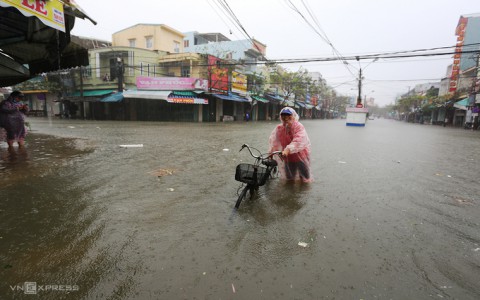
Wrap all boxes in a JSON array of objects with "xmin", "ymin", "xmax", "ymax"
[
  {"xmin": 136, "ymin": 76, "xmax": 208, "ymax": 91},
  {"xmin": 0, "ymin": 0, "xmax": 65, "ymax": 31}
]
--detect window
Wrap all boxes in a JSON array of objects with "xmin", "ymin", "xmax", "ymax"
[
  {"xmin": 181, "ymin": 66, "xmax": 190, "ymax": 77},
  {"xmin": 184, "ymin": 40, "xmax": 189, "ymax": 48},
  {"xmin": 128, "ymin": 39, "xmax": 136, "ymax": 47},
  {"xmin": 174, "ymin": 41, "xmax": 180, "ymax": 53},
  {"xmin": 145, "ymin": 36, "xmax": 153, "ymax": 49},
  {"xmin": 82, "ymin": 65, "xmax": 91, "ymax": 78}
]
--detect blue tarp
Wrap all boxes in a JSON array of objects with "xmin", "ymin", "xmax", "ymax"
[{"xmin": 213, "ymin": 93, "xmax": 249, "ymax": 102}]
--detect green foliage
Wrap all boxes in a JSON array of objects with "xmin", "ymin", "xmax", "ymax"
[
  {"xmin": 395, "ymin": 95, "xmax": 426, "ymax": 113},
  {"xmin": 247, "ymin": 72, "xmax": 265, "ymax": 95}
]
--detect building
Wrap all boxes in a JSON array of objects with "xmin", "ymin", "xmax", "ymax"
[
  {"xmin": 439, "ymin": 65, "xmax": 453, "ymax": 96},
  {"xmin": 112, "ymin": 24, "xmax": 185, "ymax": 54},
  {"xmin": 449, "ymin": 14, "xmax": 480, "ymax": 99},
  {"xmin": 447, "ymin": 14, "xmax": 480, "ymax": 127},
  {"xmin": 183, "ymin": 31, "xmax": 266, "ymax": 75}
]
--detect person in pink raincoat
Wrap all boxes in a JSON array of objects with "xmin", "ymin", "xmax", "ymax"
[
  {"xmin": 0, "ymin": 91, "xmax": 29, "ymax": 148},
  {"xmin": 269, "ymin": 107, "xmax": 313, "ymax": 182}
]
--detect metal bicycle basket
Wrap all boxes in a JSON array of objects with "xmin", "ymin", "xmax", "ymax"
[{"xmin": 235, "ymin": 163, "xmax": 269, "ymax": 186}]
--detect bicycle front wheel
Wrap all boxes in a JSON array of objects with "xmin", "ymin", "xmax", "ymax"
[{"xmin": 235, "ymin": 185, "xmax": 249, "ymax": 209}]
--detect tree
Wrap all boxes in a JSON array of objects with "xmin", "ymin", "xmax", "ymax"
[
  {"xmin": 269, "ymin": 68, "xmax": 309, "ymax": 104},
  {"xmin": 246, "ymin": 72, "xmax": 265, "ymax": 95}
]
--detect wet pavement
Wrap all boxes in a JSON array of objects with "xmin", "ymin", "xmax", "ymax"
[{"xmin": 1, "ymin": 118, "xmax": 479, "ymax": 299}]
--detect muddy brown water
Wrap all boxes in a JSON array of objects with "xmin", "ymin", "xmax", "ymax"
[{"xmin": 1, "ymin": 118, "xmax": 479, "ymax": 299}]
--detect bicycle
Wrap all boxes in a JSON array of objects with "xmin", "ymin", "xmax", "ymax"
[{"xmin": 234, "ymin": 144, "xmax": 283, "ymax": 208}]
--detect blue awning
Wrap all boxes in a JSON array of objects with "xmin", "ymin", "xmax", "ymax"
[
  {"xmin": 213, "ymin": 93, "xmax": 249, "ymax": 102},
  {"xmin": 101, "ymin": 92, "xmax": 123, "ymax": 102}
]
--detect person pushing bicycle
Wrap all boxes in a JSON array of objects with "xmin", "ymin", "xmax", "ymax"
[{"xmin": 269, "ymin": 107, "xmax": 313, "ymax": 183}]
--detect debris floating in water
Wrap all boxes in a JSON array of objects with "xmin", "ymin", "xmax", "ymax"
[
  {"xmin": 148, "ymin": 168, "xmax": 175, "ymax": 177},
  {"xmin": 338, "ymin": 161, "xmax": 347, "ymax": 164},
  {"xmin": 298, "ymin": 242, "xmax": 308, "ymax": 247},
  {"xmin": 223, "ymin": 148, "xmax": 229, "ymax": 151},
  {"xmin": 231, "ymin": 283, "xmax": 236, "ymax": 293},
  {"xmin": 119, "ymin": 144, "xmax": 143, "ymax": 148},
  {"xmin": 168, "ymin": 188, "xmax": 175, "ymax": 192}
]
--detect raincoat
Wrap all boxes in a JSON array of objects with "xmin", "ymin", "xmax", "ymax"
[
  {"xmin": 269, "ymin": 107, "xmax": 313, "ymax": 182},
  {"xmin": 0, "ymin": 94, "xmax": 28, "ymax": 142}
]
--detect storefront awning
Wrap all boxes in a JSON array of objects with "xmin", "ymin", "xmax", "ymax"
[
  {"xmin": 123, "ymin": 90, "xmax": 171, "ymax": 100},
  {"xmin": 71, "ymin": 90, "xmax": 116, "ymax": 97},
  {"xmin": 101, "ymin": 92, "xmax": 123, "ymax": 103},
  {"xmin": 123, "ymin": 90, "xmax": 208, "ymax": 104},
  {"xmin": 454, "ymin": 98, "xmax": 468, "ymax": 110},
  {"xmin": 305, "ymin": 104, "xmax": 314, "ymax": 109},
  {"xmin": 295, "ymin": 101, "xmax": 306, "ymax": 108},
  {"xmin": 264, "ymin": 93, "xmax": 285, "ymax": 102},
  {"xmin": 168, "ymin": 91, "xmax": 208, "ymax": 104},
  {"xmin": 0, "ymin": 51, "xmax": 30, "ymax": 85},
  {"xmin": 64, "ymin": 89, "xmax": 115, "ymax": 102},
  {"xmin": 213, "ymin": 93, "xmax": 249, "ymax": 102},
  {"xmin": 251, "ymin": 95, "xmax": 269, "ymax": 103},
  {"xmin": 0, "ymin": 0, "xmax": 96, "ymax": 32}
]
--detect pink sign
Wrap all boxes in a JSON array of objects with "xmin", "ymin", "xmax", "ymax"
[{"xmin": 136, "ymin": 76, "xmax": 208, "ymax": 91}]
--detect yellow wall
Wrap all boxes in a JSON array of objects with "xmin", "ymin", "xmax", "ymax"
[{"xmin": 112, "ymin": 24, "xmax": 185, "ymax": 54}]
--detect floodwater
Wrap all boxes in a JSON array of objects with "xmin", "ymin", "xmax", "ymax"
[{"xmin": 1, "ymin": 118, "xmax": 479, "ymax": 299}]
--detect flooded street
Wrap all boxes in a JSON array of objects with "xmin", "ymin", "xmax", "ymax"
[{"xmin": 1, "ymin": 118, "xmax": 480, "ymax": 299}]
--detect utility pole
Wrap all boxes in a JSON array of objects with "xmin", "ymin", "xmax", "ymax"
[
  {"xmin": 79, "ymin": 66, "xmax": 85, "ymax": 119},
  {"xmin": 356, "ymin": 56, "xmax": 362, "ymax": 106},
  {"xmin": 116, "ymin": 57, "xmax": 124, "ymax": 92},
  {"xmin": 357, "ymin": 68, "xmax": 363, "ymax": 106}
]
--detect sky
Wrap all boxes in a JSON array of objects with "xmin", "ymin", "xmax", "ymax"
[{"xmin": 71, "ymin": 0, "xmax": 480, "ymax": 107}]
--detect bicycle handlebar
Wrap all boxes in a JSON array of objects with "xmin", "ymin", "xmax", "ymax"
[{"xmin": 240, "ymin": 144, "xmax": 283, "ymax": 159}]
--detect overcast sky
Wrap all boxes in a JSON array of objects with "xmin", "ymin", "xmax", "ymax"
[{"xmin": 71, "ymin": 0, "xmax": 480, "ymax": 107}]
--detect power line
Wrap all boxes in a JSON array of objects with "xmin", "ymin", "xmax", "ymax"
[
  {"xmin": 194, "ymin": 48, "xmax": 480, "ymax": 67},
  {"xmin": 284, "ymin": 0, "xmax": 357, "ymax": 77},
  {"xmin": 214, "ymin": 0, "xmax": 268, "ymax": 61}
]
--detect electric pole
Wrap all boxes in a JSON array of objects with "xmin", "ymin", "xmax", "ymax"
[
  {"xmin": 117, "ymin": 57, "xmax": 124, "ymax": 92},
  {"xmin": 357, "ymin": 68, "xmax": 362, "ymax": 106},
  {"xmin": 356, "ymin": 56, "xmax": 362, "ymax": 106}
]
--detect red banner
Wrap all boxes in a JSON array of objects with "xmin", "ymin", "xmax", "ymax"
[{"xmin": 208, "ymin": 55, "xmax": 228, "ymax": 92}]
